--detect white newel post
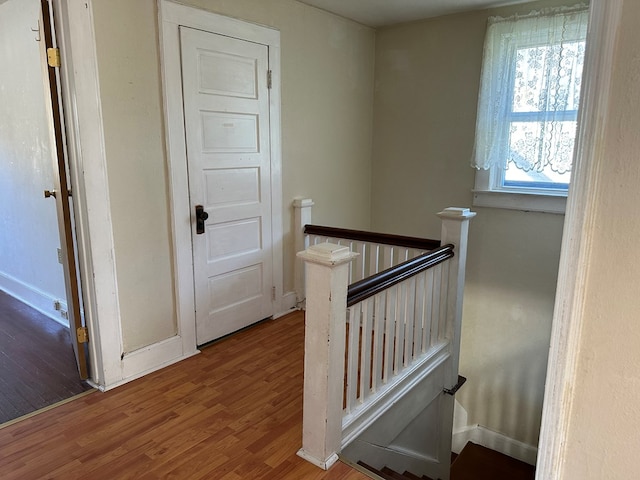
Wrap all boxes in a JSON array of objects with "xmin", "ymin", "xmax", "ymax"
[
  {"xmin": 437, "ymin": 207, "xmax": 476, "ymax": 388},
  {"xmin": 293, "ymin": 198, "xmax": 314, "ymax": 305},
  {"xmin": 296, "ymin": 243, "xmax": 358, "ymax": 470}
]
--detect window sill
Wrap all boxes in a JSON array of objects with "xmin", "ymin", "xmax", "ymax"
[{"xmin": 472, "ymin": 190, "xmax": 567, "ymax": 214}]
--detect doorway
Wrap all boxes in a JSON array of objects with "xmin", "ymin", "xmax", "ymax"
[
  {"xmin": 160, "ymin": 1, "xmax": 284, "ymax": 348},
  {"xmin": 0, "ymin": 0, "xmax": 88, "ymax": 424}
]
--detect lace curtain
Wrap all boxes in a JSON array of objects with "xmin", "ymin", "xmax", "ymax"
[{"xmin": 471, "ymin": 6, "xmax": 589, "ymax": 172}]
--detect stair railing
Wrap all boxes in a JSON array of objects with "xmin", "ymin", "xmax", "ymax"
[
  {"xmin": 295, "ymin": 203, "xmax": 475, "ymax": 470},
  {"xmin": 293, "ymin": 198, "xmax": 440, "ymax": 305}
]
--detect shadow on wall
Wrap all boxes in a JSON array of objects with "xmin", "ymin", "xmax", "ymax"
[{"xmin": 458, "ymin": 340, "xmax": 550, "ymax": 447}]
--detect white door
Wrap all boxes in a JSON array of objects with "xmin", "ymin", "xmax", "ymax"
[{"xmin": 180, "ymin": 26, "xmax": 274, "ymax": 345}]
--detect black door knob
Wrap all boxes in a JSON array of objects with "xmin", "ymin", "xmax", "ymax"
[{"xmin": 195, "ymin": 205, "xmax": 208, "ymax": 234}]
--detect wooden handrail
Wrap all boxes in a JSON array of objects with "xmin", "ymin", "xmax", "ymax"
[
  {"xmin": 304, "ymin": 224, "xmax": 441, "ymax": 251},
  {"xmin": 346, "ymin": 244, "xmax": 454, "ymax": 307}
]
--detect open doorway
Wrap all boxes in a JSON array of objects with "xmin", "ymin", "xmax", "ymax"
[{"xmin": 0, "ymin": 0, "xmax": 90, "ymax": 425}]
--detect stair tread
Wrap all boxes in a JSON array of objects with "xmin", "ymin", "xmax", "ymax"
[
  {"xmin": 402, "ymin": 471, "xmax": 426, "ymax": 480},
  {"xmin": 381, "ymin": 466, "xmax": 411, "ymax": 479},
  {"xmin": 357, "ymin": 461, "xmax": 397, "ymax": 480}
]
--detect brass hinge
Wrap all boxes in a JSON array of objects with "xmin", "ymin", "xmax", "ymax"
[
  {"xmin": 267, "ymin": 70, "xmax": 272, "ymax": 89},
  {"xmin": 47, "ymin": 47, "xmax": 61, "ymax": 68},
  {"xmin": 77, "ymin": 326, "xmax": 89, "ymax": 343},
  {"xmin": 272, "ymin": 286, "xmax": 276, "ymax": 301}
]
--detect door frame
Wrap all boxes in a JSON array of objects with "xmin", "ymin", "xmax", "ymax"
[
  {"xmin": 158, "ymin": 0, "xmax": 284, "ymax": 350},
  {"xmin": 536, "ymin": 1, "xmax": 623, "ymax": 478},
  {"xmin": 49, "ymin": 0, "xmax": 123, "ymax": 388}
]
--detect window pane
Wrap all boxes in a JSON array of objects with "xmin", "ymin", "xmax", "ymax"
[
  {"xmin": 504, "ymin": 160, "xmax": 571, "ymax": 190},
  {"xmin": 513, "ymin": 41, "xmax": 585, "ymax": 114},
  {"xmin": 507, "ymin": 120, "xmax": 577, "ymax": 174}
]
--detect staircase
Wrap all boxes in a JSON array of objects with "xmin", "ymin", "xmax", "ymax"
[
  {"xmin": 358, "ymin": 462, "xmax": 435, "ymax": 480},
  {"xmin": 356, "ymin": 442, "xmax": 535, "ymax": 480}
]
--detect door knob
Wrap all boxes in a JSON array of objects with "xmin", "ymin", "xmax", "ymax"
[
  {"xmin": 195, "ymin": 205, "xmax": 209, "ymax": 235},
  {"xmin": 44, "ymin": 189, "xmax": 57, "ymax": 198}
]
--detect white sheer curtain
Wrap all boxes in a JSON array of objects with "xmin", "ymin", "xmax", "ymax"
[{"xmin": 471, "ymin": 5, "xmax": 589, "ymax": 173}]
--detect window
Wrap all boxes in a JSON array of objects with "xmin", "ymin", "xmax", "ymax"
[{"xmin": 471, "ymin": 7, "xmax": 589, "ymax": 213}]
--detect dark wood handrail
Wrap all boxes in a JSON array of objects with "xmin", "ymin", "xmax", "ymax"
[
  {"xmin": 304, "ymin": 224, "xmax": 441, "ymax": 251},
  {"xmin": 347, "ymin": 245, "xmax": 455, "ymax": 307}
]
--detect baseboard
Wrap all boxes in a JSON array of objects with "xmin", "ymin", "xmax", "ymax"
[
  {"xmin": 279, "ymin": 291, "xmax": 298, "ymax": 314},
  {"xmin": 105, "ymin": 335, "xmax": 199, "ymax": 390},
  {"xmin": 452, "ymin": 424, "xmax": 538, "ymax": 466},
  {"xmin": 0, "ymin": 271, "xmax": 69, "ymax": 327}
]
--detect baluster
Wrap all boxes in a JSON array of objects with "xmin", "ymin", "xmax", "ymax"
[
  {"xmin": 369, "ymin": 243, "xmax": 381, "ymax": 276},
  {"xmin": 430, "ymin": 264, "xmax": 441, "ymax": 347},
  {"xmin": 383, "ymin": 245, "xmax": 394, "ymax": 270},
  {"xmin": 360, "ymin": 298, "xmax": 374, "ymax": 402},
  {"xmin": 404, "ymin": 276, "xmax": 416, "ymax": 364},
  {"xmin": 346, "ymin": 304, "xmax": 360, "ymax": 411},
  {"xmin": 413, "ymin": 270, "xmax": 426, "ymax": 355},
  {"xmin": 372, "ymin": 292, "xmax": 385, "ymax": 392},
  {"xmin": 438, "ymin": 261, "xmax": 450, "ymax": 343},
  {"xmin": 383, "ymin": 285, "xmax": 396, "ymax": 382},
  {"xmin": 422, "ymin": 268, "xmax": 434, "ymax": 351},
  {"xmin": 394, "ymin": 282, "xmax": 405, "ymax": 374}
]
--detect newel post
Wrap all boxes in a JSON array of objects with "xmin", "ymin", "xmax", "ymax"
[
  {"xmin": 296, "ymin": 243, "xmax": 358, "ymax": 470},
  {"xmin": 437, "ymin": 207, "xmax": 476, "ymax": 386},
  {"xmin": 293, "ymin": 198, "xmax": 314, "ymax": 305}
]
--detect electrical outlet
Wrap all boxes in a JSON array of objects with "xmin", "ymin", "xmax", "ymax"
[
  {"xmin": 60, "ymin": 310, "xmax": 68, "ymax": 319},
  {"xmin": 53, "ymin": 300, "xmax": 61, "ymax": 311},
  {"xmin": 57, "ymin": 248, "xmax": 63, "ymax": 264}
]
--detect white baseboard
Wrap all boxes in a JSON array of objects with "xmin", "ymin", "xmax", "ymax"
[
  {"xmin": 452, "ymin": 424, "xmax": 538, "ymax": 466},
  {"xmin": 120, "ymin": 335, "xmax": 199, "ymax": 386},
  {"xmin": 273, "ymin": 291, "xmax": 299, "ymax": 319},
  {"xmin": 0, "ymin": 271, "xmax": 69, "ymax": 327}
]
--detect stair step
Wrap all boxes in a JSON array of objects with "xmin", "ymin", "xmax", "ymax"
[
  {"xmin": 402, "ymin": 471, "xmax": 428, "ymax": 480},
  {"xmin": 357, "ymin": 461, "xmax": 434, "ymax": 480},
  {"xmin": 357, "ymin": 461, "xmax": 397, "ymax": 480},
  {"xmin": 382, "ymin": 466, "xmax": 411, "ymax": 479}
]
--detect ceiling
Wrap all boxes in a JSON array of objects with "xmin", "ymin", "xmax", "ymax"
[{"xmin": 297, "ymin": 0, "xmax": 534, "ymax": 27}]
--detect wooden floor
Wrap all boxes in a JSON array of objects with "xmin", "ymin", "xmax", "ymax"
[
  {"xmin": 0, "ymin": 310, "xmax": 369, "ymax": 479},
  {"xmin": 0, "ymin": 290, "xmax": 90, "ymax": 424}
]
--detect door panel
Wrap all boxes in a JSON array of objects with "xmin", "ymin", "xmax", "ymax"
[
  {"xmin": 39, "ymin": 0, "xmax": 88, "ymax": 379},
  {"xmin": 180, "ymin": 27, "xmax": 273, "ymax": 345}
]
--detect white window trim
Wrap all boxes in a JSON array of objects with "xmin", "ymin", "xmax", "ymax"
[{"xmin": 473, "ymin": 169, "xmax": 567, "ymax": 214}]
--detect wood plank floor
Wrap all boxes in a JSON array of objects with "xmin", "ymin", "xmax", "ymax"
[
  {"xmin": 0, "ymin": 310, "xmax": 370, "ymax": 479},
  {"xmin": 0, "ymin": 290, "xmax": 91, "ymax": 424}
]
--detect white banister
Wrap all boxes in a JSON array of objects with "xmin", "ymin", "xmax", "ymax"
[
  {"xmin": 436, "ymin": 207, "xmax": 476, "ymax": 389},
  {"xmin": 293, "ymin": 198, "xmax": 314, "ymax": 305},
  {"xmin": 297, "ymin": 207, "xmax": 475, "ymax": 471},
  {"xmin": 296, "ymin": 243, "xmax": 358, "ymax": 470}
]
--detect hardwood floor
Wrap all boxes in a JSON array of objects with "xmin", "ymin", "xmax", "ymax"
[
  {"xmin": 0, "ymin": 310, "xmax": 369, "ymax": 479},
  {"xmin": 0, "ymin": 290, "xmax": 91, "ymax": 424}
]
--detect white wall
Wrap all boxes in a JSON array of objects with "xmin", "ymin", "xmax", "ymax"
[
  {"xmin": 561, "ymin": 1, "xmax": 640, "ymax": 476},
  {"xmin": 88, "ymin": 0, "xmax": 375, "ymax": 352},
  {"xmin": 0, "ymin": 0, "xmax": 67, "ymax": 322},
  {"xmin": 370, "ymin": 0, "xmax": 577, "ymax": 450}
]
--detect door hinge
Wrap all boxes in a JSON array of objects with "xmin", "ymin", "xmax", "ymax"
[
  {"xmin": 267, "ymin": 70, "xmax": 272, "ymax": 89},
  {"xmin": 272, "ymin": 286, "xmax": 276, "ymax": 301},
  {"xmin": 47, "ymin": 47, "xmax": 61, "ymax": 68},
  {"xmin": 77, "ymin": 326, "xmax": 89, "ymax": 343}
]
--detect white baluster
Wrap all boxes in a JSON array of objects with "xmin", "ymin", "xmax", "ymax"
[{"xmin": 293, "ymin": 198, "xmax": 314, "ymax": 305}]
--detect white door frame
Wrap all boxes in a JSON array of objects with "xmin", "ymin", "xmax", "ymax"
[
  {"xmin": 158, "ymin": 0, "xmax": 284, "ymax": 349},
  {"xmin": 51, "ymin": 0, "xmax": 123, "ymax": 388},
  {"xmin": 536, "ymin": 1, "xmax": 623, "ymax": 478}
]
